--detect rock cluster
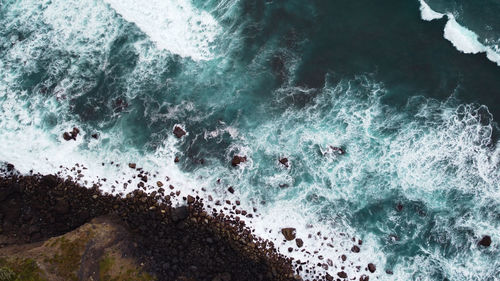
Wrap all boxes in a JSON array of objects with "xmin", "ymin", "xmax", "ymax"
[
  {"xmin": 62, "ymin": 127, "xmax": 80, "ymax": 141},
  {"xmin": 0, "ymin": 172, "xmax": 298, "ymax": 281}
]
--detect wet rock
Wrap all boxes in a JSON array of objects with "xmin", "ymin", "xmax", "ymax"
[
  {"xmin": 479, "ymin": 235, "xmax": 492, "ymax": 247},
  {"xmin": 337, "ymin": 271, "xmax": 347, "ymax": 278},
  {"xmin": 368, "ymin": 263, "xmax": 376, "ymax": 273},
  {"xmin": 295, "ymin": 238, "xmax": 303, "ymax": 248},
  {"xmin": 157, "ymin": 181, "xmax": 163, "ymax": 187},
  {"xmin": 173, "ymin": 126, "xmax": 186, "ymax": 138},
  {"xmin": 385, "ymin": 270, "xmax": 393, "ymax": 275},
  {"xmin": 63, "ymin": 132, "xmax": 73, "ymax": 141},
  {"xmin": 91, "ymin": 133, "xmax": 99, "ymax": 139},
  {"xmin": 281, "ymin": 228, "xmax": 296, "ymax": 241},
  {"xmin": 227, "ymin": 187, "xmax": 235, "ymax": 194},
  {"xmin": 71, "ymin": 127, "xmax": 80, "ymax": 137},
  {"xmin": 279, "ymin": 158, "xmax": 289, "ymax": 168},
  {"xmin": 341, "ymin": 254, "xmax": 347, "ymax": 261},
  {"xmin": 231, "ymin": 156, "xmax": 247, "ymax": 167},
  {"xmin": 360, "ymin": 275, "xmax": 369, "ymax": 281},
  {"xmin": 174, "ymin": 157, "xmax": 180, "ymax": 163},
  {"xmin": 187, "ymin": 195, "xmax": 195, "ymax": 204},
  {"xmin": 128, "ymin": 163, "xmax": 137, "ymax": 169},
  {"xmin": 351, "ymin": 245, "xmax": 360, "ymax": 253}
]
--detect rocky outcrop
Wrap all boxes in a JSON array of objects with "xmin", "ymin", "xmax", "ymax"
[
  {"xmin": 173, "ymin": 126, "xmax": 186, "ymax": 138},
  {"xmin": 0, "ymin": 173, "xmax": 299, "ymax": 281}
]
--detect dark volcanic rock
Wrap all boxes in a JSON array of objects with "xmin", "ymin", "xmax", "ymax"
[
  {"xmin": 171, "ymin": 206, "xmax": 189, "ymax": 222},
  {"xmin": 231, "ymin": 156, "xmax": 247, "ymax": 167},
  {"xmin": 173, "ymin": 126, "xmax": 186, "ymax": 138},
  {"xmin": 279, "ymin": 158, "xmax": 289, "ymax": 168},
  {"xmin": 479, "ymin": 235, "xmax": 492, "ymax": 247},
  {"xmin": 91, "ymin": 133, "xmax": 99, "ymax": 139},
  {"xmin": 63, "ymin": 132, "xmax": 73, "ymax": 141},
  {"xmin": 337, "ymin": 271, "xmax": 347, "ymax": 278},
  {"xmin": 367, "ymin": 263, "xmax": 376, "ymax": 273},
  {"xmin": 351, "ymin": 245, "xmax": 360, "ymax": 253},
  {"xmin": 295, "ymin": 238, "xmax": 303, "ymax": 248},
  {"xmin": 0, "ymin": 173, "xmax": 303, "ymax": 281},
  {"xmin": 281, "ymin": 228, "xmax": 296, "ymax": 241},
  {"xmin": 228, "ymin": 187, "xmax": 235, "ymax": 194}
]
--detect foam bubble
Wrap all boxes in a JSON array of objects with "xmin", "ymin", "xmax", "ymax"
[{"xmin": 103, "ymin": 0, "xmax": 221, "ymax": 61}]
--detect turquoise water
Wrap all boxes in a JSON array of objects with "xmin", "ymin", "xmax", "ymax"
[{"xmin": 0, "ymin": 0, "xmax": 499, "ymax": 280}]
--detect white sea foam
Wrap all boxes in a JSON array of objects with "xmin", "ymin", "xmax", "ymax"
[
  {"xmin": 103, "ymin": 0, "xmax": 221, "ymax": 61},
  {"xmin": 419, "ymin": 0, "xmax": 500, "ymax": 66},
  {"xmin": 419, "ymin": 0, "xmax": 444, "ymax": 21}
]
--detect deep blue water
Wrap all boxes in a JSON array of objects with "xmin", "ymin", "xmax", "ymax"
[{"xmin": 1, "ymin": 0, "xmax": 499, "ymax": 280}]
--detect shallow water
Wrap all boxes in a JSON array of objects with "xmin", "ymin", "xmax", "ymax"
[{"xmin": 0, "ymin": 0, "xmax": 499, "ymax": 280}]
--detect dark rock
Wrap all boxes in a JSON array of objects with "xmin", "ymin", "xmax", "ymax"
[
  {"xmin": 295, "ymin": 238, "xmax": 303, "ymax": 248},
  {"xmin": 341, "ymin": 255, "xmax": 347, "ymax": 261},
  {"xmin": 227, "ymin": 187, "xmax": 234, "ymax": 194},
  {"xmin": 174, "ymin": 157, "xmax": 180, "ymax": 163},
  {"xmin": 479, "ymin": 235, "xmax": 492, "ymax": 247},
  {"xmin": 171, "ymin": 206, "xmax": 189, "ymax": 222},
  {"xmin": 128, "ymin": 163, "xmax": 137, "ymax": 169},
  {"xmin": 337, "ymin": 271, "xmax": 347, "ymax": 278},
  {"xmin": 40, "ymin": 175, "xmax": 59, "ymax": 188},
  {"xmin": 385, "ymin": 270, "xmax": 393, "ymax": 275},
  {"xmin": 173, "ymin": 126, "xmax": 186, "ymax": 138},
  {"xmin": 187, "ymin": 195, "xmax": 195, "ymax": 204},
  {"xmin": 281, "ymin": 228, "xmax": 296, "ymax": 241},
  {"xmin": 63, "ymin": 132, "xmax": 73, "ymax": 141},
  {"xmin": 6, "ymin": 163, "xmax": 15, "ymax": 171},
  {"xmin": 360, "ymin": 275, "xmax": 369, "ymax": 281},
  {"xmin": 54, "ymin": 198, "xmax": 70, "ymax": 214},
  {"xmin": 231, "ymin": 155, "xmax": 247, "ymax": 167},
  {"xmin": 351, "ymin": 245, "xmax": 360, "ymax": 253},
  {"xmin": 279, "ymin": 158, "xmax": 289, "ymax": 168},
  {"xmin": 368, "ymin": 263, "xmax": 376, "ymax": 273},
  {"xmin": 212, "ymin": 272, "xmax": 231, "ymax": 281},
  {"xmin": 91, "ymin": 133, "xmax": 99, "ymax": 139}
]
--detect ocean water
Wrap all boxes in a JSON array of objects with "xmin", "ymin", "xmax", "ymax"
[{"xmin": 0, "ymin": 0, "xmax": 499, "ymax": 280}]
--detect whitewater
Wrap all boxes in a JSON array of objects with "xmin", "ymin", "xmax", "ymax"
[{"xmin": 1, "ymin": 0, "xmax": 499, "ymax": 280}]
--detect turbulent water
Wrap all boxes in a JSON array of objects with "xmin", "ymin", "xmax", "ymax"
[{"xmin": 1, "ymin": 0, "xmax": 499, "ymax": 280}]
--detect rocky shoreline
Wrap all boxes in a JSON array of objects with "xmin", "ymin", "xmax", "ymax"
[{"xmin": 0, "ymin": 168, "xmax": 301, "ymax": 281}]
